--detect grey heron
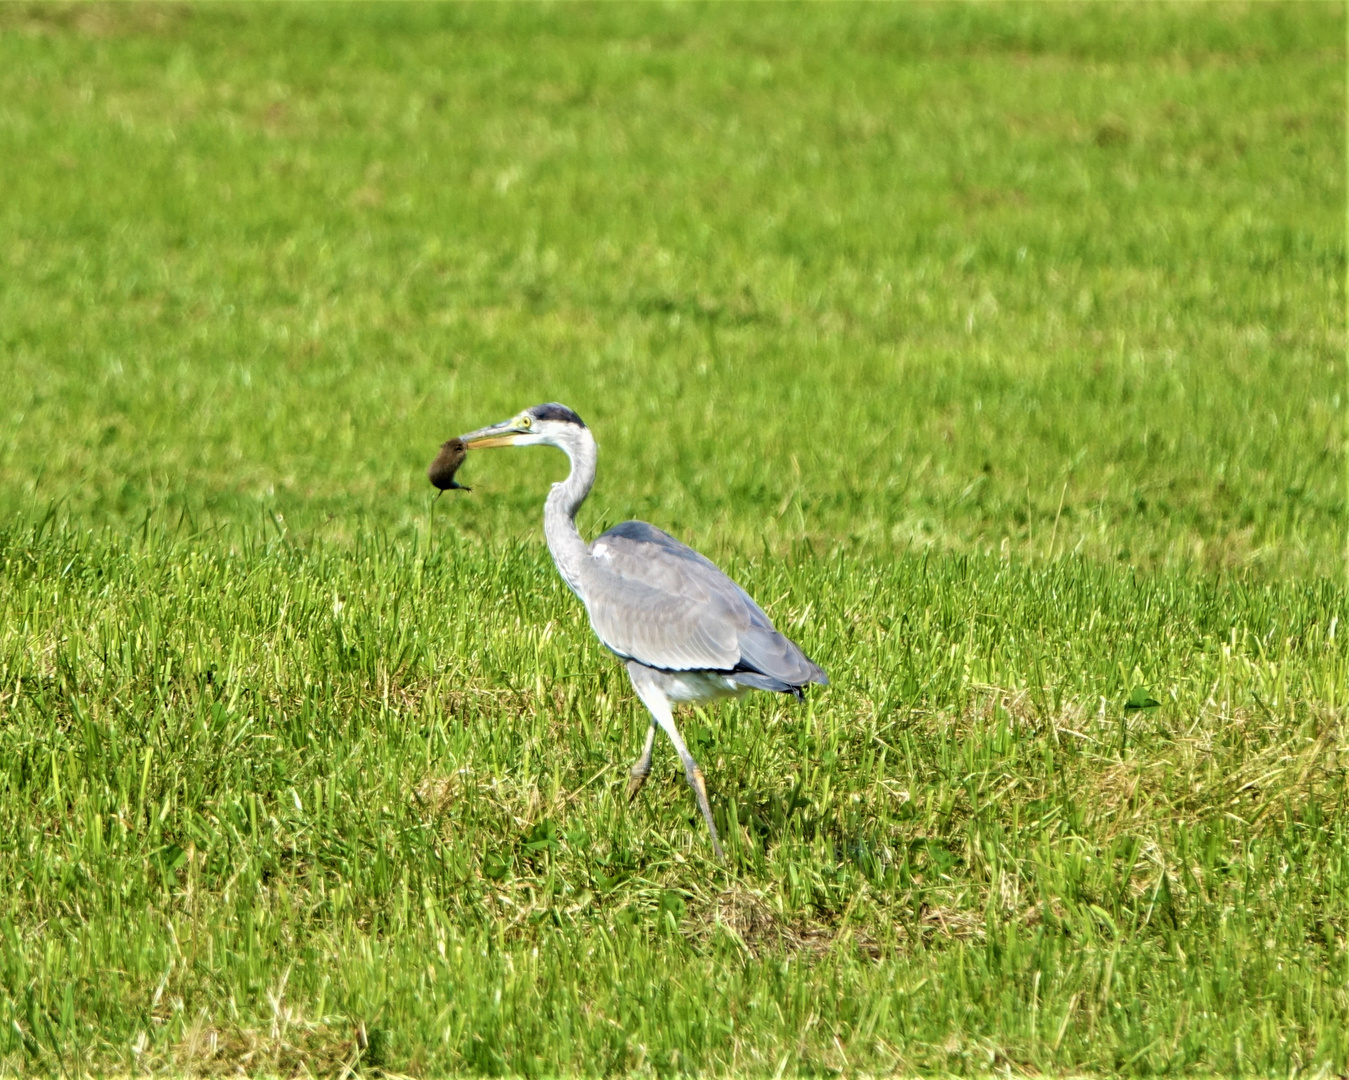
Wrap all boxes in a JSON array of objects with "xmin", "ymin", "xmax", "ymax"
[{"xmin": 451, "ymin": 403, "xmax": 827, "ymax": 860}]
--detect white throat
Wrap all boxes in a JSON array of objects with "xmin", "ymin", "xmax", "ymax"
[{"xmin": 541, "ymin": 426, "xmax": 598, "ymax": 597}]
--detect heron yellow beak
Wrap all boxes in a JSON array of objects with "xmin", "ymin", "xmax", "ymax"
[{"xmin": 458, "ymin": 420, "xmax": 524, "ymax": 449}]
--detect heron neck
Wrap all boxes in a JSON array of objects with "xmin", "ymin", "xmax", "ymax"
[{"xmin": 544, "ymin": 427, "xmax": 597, "ymax": 597}]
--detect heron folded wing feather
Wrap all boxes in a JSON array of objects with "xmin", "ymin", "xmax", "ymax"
[
  {"xmin": 584, "ymin": 520, "xmax": 825, "ymax": 686},
  {"xmin": 584, "ymin": 575, "xmax": 742, "ymax": 672},
  {"xmin": 736, "ymin": 621, "xmax": 829, "ymax": 687}
]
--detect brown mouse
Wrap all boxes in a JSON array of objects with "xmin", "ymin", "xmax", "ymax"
[{"xmin": 427, "ymin": 437, "xmax": 471, "ymax": 493}]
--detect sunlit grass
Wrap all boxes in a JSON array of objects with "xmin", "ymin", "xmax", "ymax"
[
  {"xmin": 0, "ymin": 2, "xmax": 1344, "ymax": 1075},
  {"xmin": 1, "ymin": 2, "xmax": 1341, "ymax": 573},
  {"xmin": 3, "ymin": 520, "xmax": 1348, "ymax": 1073}
]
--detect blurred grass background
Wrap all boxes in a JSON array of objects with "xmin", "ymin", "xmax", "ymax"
[
  {"xmin": 0, "ymin": 2, "xmax": 1346, "ymax": 1075},
  {"xmin": 1, "ymin": 1, "xmax": 1342, "ymax": 572}
]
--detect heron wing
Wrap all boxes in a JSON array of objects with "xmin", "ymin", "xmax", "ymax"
[{"xmin": 584, "ymin": 520, "xmax": 827, "ymax": 687}]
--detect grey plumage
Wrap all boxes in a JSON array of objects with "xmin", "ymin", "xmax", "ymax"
[
  {"xmin": 586, "ymin": 520, "xmax": 826, "ymax": 694},
  {"xmin": 454, "ymin": 402, "xmax": 827, "ymax": 860}
]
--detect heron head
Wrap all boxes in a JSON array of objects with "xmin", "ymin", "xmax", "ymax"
[{"xmin": 458, "ymin": 403, "xmax": 588, "ymax": 450}]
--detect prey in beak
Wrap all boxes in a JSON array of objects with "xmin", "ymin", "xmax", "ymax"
[
  {"xmin": 427, "ymin": 437, "xmax": 471, "ymax": 495},
  {"xmin": 432, "ymin": 412, "xmax": 543, "ymax": 497}
]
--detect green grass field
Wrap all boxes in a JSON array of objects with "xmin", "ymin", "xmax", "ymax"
[{"xmin": 0, "ymin": 3, "xmax": 1345, "ymax": 1075}]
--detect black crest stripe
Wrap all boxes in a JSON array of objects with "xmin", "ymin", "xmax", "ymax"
[{"xmin": 530, "ymin": 403, "xmax": 586, "ymax": 427}]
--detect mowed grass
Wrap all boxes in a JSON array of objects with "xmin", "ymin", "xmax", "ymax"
[
  {"xmin": 1, "ymin": 2, "xmax": 1342, "ymax": 572},
  {"xmin": 4, "ymin": 524, "xmax": 1349, "ymax": 1075},
  {"xmin": 0, "ymin": 2, "xmax": 1345, "ymax": 1076}
]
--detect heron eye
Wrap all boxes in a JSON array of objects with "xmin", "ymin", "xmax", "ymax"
[{"xmin": 519, "ymin": 414, "xmax": 533, "ymax": 429}]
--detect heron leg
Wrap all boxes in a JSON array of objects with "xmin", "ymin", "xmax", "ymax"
[
  {"xmin": 627, "ymin": 663, "xmax": 725, "ymax": 861},
  {"xmin": 626, "ymin": 718, "xmax": 657, "ymax": 801}
]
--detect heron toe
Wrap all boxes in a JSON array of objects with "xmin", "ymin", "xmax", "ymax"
[{"xmin": 626, "ymin": 764, "xmax": 651, "ymax": 801}]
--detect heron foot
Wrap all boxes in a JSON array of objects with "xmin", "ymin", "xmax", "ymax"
[
  {"xmin": 626, "ymin": 762, "xmax": 651, "ymax": 801},
  {"xmin": 628, "ymin": 720, "xmax": 657, "ymax": 801},
  {"xmin": 688, "ymin": 766, "xmax": 726, "ymax": 862}
]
